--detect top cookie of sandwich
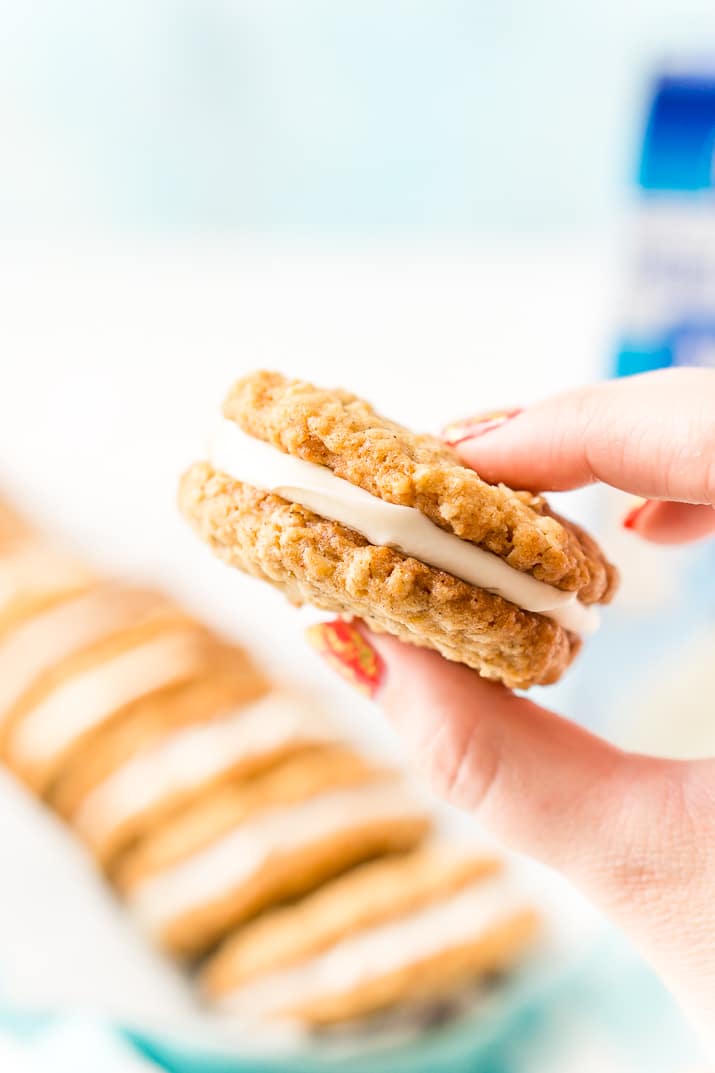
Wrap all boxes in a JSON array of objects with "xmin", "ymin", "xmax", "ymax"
[{"xmin": 223, "ymin": 371, "xmax": 613, "ymax": 602}]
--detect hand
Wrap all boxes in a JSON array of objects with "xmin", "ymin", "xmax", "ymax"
[{"xmin": 310, "ymin": 368, "xmax": 715, "ymax": 1046}]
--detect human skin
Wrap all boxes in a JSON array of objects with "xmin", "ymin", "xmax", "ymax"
[{"xmin": 308, "ymin": 368, "xmax": 715, "ymax": 1048}]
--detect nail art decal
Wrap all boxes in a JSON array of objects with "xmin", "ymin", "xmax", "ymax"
[
  {"xmin": 306, "ymin": 619, "xmax": 385, "ymax": 698},
  {"xmin": 622, "ymin": 498, "xmax": 649, "ymax": 530}
]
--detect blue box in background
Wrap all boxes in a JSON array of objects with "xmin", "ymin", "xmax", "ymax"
[
  {"xmin": 573, "ymin": 60, "xmax": 715, "ymax": 761},
  {"xmin": 617, "ymin": 64, "xmax": 715, "ymax": 376}
]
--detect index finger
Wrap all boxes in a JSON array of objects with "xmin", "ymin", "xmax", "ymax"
[{"xmin": 446, "ymin": 368, "xmax": 715, "ymax": 507}]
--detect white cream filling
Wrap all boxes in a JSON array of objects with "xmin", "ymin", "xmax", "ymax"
[
  {"xmin": 0, "ymin": 586, "xmax": 159, "ymax": 725},
  {"xmin": 129, "ymin": 781, "xmax": 425, "ymax": 933},
  {"xmin": 220, "ymin": 876, "xmax": 530, "ymax": 1021},
  {"xmin": 8, "ymin": 630, "xmax": 203, "ymax": 766},
  {"xmin": 75, "ymin": 692, "xmax": 336, "ymax": 843},
  {"xmin": 0, "ymin": 543, "xmax": 91, "ymax": 615},
  {"xmin": 209, "ymin": 420, "xmax": 598, "ymax": 635}
]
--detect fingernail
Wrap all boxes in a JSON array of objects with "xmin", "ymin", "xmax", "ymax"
[
  {"xmin": 306, "ymin": 619, "xmax": 386, "ymax": 698},
  {"xmin": 622, "ymin": 497, "xmax": 649, "ymax": 530},
  {"xmin": 442, "ymin": 409, "xmax": 522, "ymax": 446}
]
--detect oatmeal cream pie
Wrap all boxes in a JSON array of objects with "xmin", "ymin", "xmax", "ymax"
[
  {"xmin": 0, "ymin": 507, "xmax": 95, "ymax": 634},
  {"xmin": 115, "ymin": 746, "xmax": 430, "ymax": 958},
  {"xmin": 47, "ymin": 643, "xmax": 264, "ymax": 819},
  {"xmin": 0, "ymin": 592, "xmax": 230, "ymax": 796},
  {"xmin": 63, "ymin": 683, "xmax": 335, "ymax": 868},
  {"xmin": 0, "ymin": 496, "xmax": 35, "ymax": 549},
  {"xmin": 0, "ymin": 582, "xmax": 182, "ymax": 739},
  {"xmin": 202, "ymin": 844, "xmax": 539, "ymax": 1028},
  {"xmin": 179, "ymin": 371, "xmax": 618, "ymax": 689}
]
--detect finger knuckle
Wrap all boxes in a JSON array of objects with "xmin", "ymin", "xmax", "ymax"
[{"xmin": 411, "ymin": 712, "xmax": 499, "ymax": 813}]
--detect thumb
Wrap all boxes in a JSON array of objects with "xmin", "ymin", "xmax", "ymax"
[
  {"xmin": 307, "ymin": 619, "xmax": 715, "ymax": 1040},
  {"xmin": 361, "ymin": 627, "xmax": 715, "ymax": 1038},
  {"xmin": 366, "ymin": 630, "xmax": 646, "ymax": 884}
]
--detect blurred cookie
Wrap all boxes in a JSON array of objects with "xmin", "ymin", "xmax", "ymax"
[
  {"xmin": 203, "ymin": 846, "xmax": 538, "ymax": 1028},
  {"xmin": 0, "ymin": 582, "xmax": 178, "ymax": 737},
  {"xmin": 117, "ymin": 746, "xmax": 431, "ymax": 958},
  {"xmin": 0, "ymin": 532, "xmax": 95, "ymax": 635},
  {"xmin": 179, "ymin": 371, "xmax": 617, "ymax": 688},
  {"xmin": 49, "ymin": 648, "xmax": 264, "ymax": 816},
  {"xmin": 66, "ymin": 686, "xmax": 334, "ymax": 868},
  {"xmin": 203, "ymin": 844, "xmax": 501, "ymax": 994},
  {"xmin": 0, "ymin": 497, "xmax": 34, "ymax": 549},
  {"xmin": 1, "ymin": 602, "xmax": 226, "ymax": 795}
]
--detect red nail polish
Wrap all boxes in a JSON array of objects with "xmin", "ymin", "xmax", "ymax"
[
  {"xmin": 442, "ymin": 409, "xmax": 522, "ymax": 446},
  {"xmin": 622, "ymin": 499, "xmax": 649, "ymax": 530},
  {"xmin": 306, "ymin": 620, "xmax": 385, "ymax": 698}
]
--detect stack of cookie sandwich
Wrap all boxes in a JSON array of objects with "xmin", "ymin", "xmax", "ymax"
[{"xmin": 0, "ymin": 495, "xmax": 541, "ymax": 1044}]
